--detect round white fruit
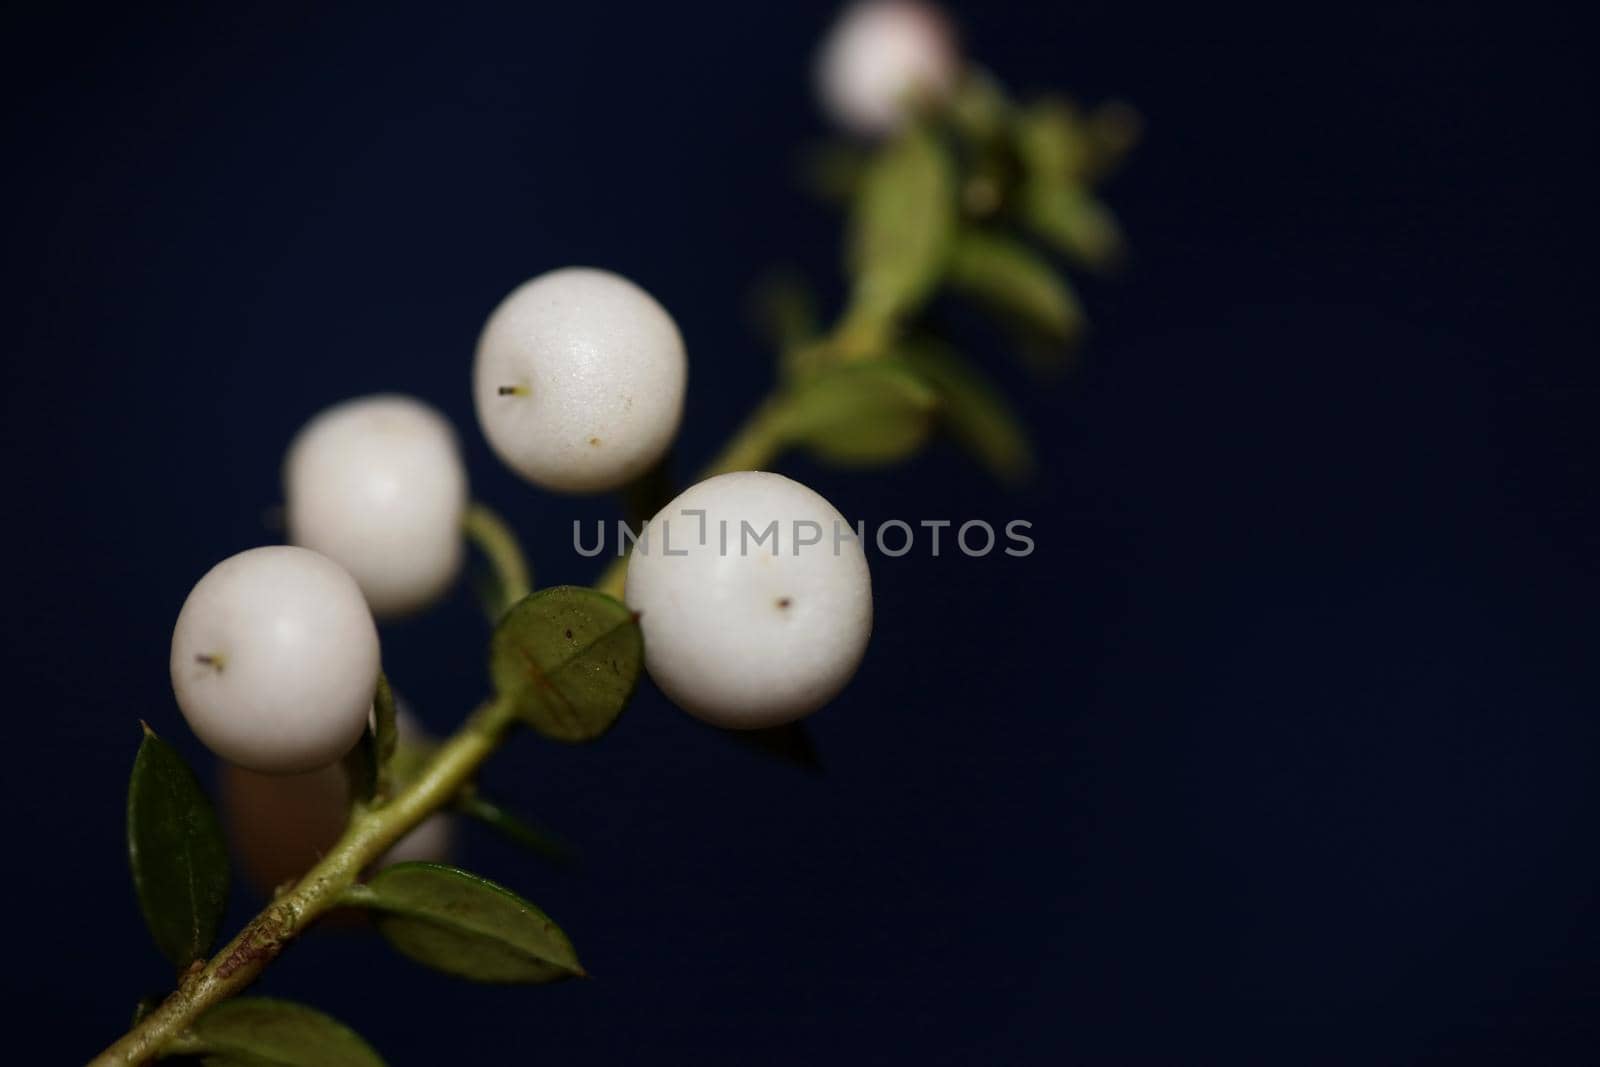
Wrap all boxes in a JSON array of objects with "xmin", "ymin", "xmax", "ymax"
[
  {"xmin": 284, "ymin": 394, "xmax": 468, "ymax": 618},
  {"xmin": 221, "ymin": 707, "xmax": 451, "ymax": 893},
  {"xmin": 624, "ymin": 471, "xmax": 873, "ymax": 728},
  {"xmin": 815, "ymin": 1, "xmax": 959, "ymax": 137},
  {"xmin": 473, "ymin": 267, "xmax": 687, "ymax": 493},
  {"xmin": 171, "ymin": 546, "xmax": 380, "ymax": 774}
]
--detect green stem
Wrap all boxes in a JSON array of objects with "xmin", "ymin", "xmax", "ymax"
[
  {"xmin": 593, "ymin": 398, "xmax": 792, "ymax": 601},
  {"xmin": 89, "ymin": 697, "xmax": 520, "ymax": 1067},
  {"xmin": 463, "ymin": 501, "xmax": 533, "ymax": 613}
]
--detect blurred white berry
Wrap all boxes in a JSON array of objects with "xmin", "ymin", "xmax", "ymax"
[
  {"xmin": 623, "ymin": 471, "xmax": 873, "ymax": 729},
  {"xmin": 473, "ymin": 267, "xmax": 687, "ymax": 494},
  {"xmin": 816, "ymin": 1, "xmax": 959, "ymax": 137},
  {"xmin": 171, "ymin": 546, "xmax": 380, "ymax": 774},
  {"xmin": 284, "ymin": 394, "xmax": 469, "ymax": 618},
  {"xmin": 221, "ymin": 707, "xmax": 451, "ymax": 893}
]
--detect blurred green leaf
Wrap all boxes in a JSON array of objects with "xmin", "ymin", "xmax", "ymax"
[
  {"xmin": 946, "ymin": 69, "xmax": 1012, "ymax": 144},
  {"xmin": 357, "ymin": 862, "xmax": 585, "ymax": 983},
  {"xmin": 1022, "ymin": 183, "xmax": 1126, "ymax": 272},
  {"xmin": 183, "ymin": 997, "xmax": 385, "ymax": 1067},
  {"xmin": 456, "ymin": 789, "xmax": 576, "ymax": 867},
  {"xmin": 1013, "ymin": 98, "xmax": 1091, "ymax": 184},
  {"xmin": 372, "ymin": 674, "xmax": 398, "ymax": 778},
  {"xmin": 946, "ymin": 229, "xmax": 1085, "ymax": 343},
  {"xmin": 127, "ymin": 725, "xmax": 229, "ymax": 971},
  {"xmin": 489, "ymin": 586, "xmax": 642, "ymax": 743},
  {"xmin": 777, "ymin": 360, "xmax": 941, "ymax": 467},
  {"xmin": 901, "ymin": 342, "xmax": 1035, "ymax": 484},
  {"xmin": 844, "ymin": 124, "xmax": 955, "ymax": 332},
  {"xmin": 751, "ymin": 270, "xmax": 821, "ymax": 358}
]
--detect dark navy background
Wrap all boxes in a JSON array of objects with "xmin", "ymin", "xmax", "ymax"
[{"xmin": 3, "ymin": 2, "xmax": 1595, "ymax": 1063}]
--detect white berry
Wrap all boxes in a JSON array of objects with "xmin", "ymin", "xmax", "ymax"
[
  {"xmin": 815, "ymin": 1, "xmax": 959, "ymax": 137},
  {"xmin": 171, "ymin": 546, "xmax": 380, "ymax": 774},
  {"xmin": 284, "ymin": 394, "xmax": 469, "ymax": 618},
  {"xmin": 623, "ymin": 471, "xmax": 873, "ymax": 729},
  {"xmin": 221, "ymin": 706, "xmax": 451, "ymax": 892},
  {"xmin": 473, "ymin": 267, "xmax": 687, "ymax": 493}
]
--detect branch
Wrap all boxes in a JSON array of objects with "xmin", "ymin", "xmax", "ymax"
[{"xmin": 90, "ymin": 697, "xmax": 520, "ymax": 1066}]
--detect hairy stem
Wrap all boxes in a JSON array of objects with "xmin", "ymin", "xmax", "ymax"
[{"xmin": 90, "ymin": 697, "xmax": 520, "ymax": 1066}]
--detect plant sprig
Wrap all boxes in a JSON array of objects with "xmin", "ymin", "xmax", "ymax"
[{"xmin": 92, "ymin": 11, "xmax": 1132, "ymax": 1061}]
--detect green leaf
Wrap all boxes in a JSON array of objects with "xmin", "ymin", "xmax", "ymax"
[
  {"xmin": 372, "ymin": 674, "xmax": 398, "ymax": 771},
  {"xmin": 127, "ymin": 724, "xmax": 229, "ymax": 971},
  {"xmin": 844, "ymin": 124, "xmax": 955, "ymax": 331},
  {"xmin": 357, "ymin": 862, "xmax": 585, "ymax": 983},
  {"xmin": 1021, "ymin": 183, "xmax": 1125, "ymax": 272},
  {"xmin": 776, "ymin": 360, "xmax": 941, "ymax": 467},
  {"xmin": 489, "ymin": 586, "xmax": 643, "ymax": 742},
  {"xmin": 184, "ymin": 997, "xmax": 385, "ymax": 1067},
  {"xmin": 456, "ymin": 790, "xmax": 576, "ymax": 867},
  {"xmin": 371, "ymin": 673, "xmax": 398, "ymax": 799},
  {"xmin": 901, "ymin": 343, "xmax": 1035, "ymax": 484},
  {"xmin": 1012, "ymin": 98, "xmax": 1092, "ymax": 185},
  {"xmin": 945, "ymin": 229, "xmax": 1084, "ymax": 343}
]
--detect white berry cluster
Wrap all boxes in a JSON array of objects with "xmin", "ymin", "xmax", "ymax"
[{"xmin": 171, "ymin": 264, "xmax": 872, "ymax": 777}]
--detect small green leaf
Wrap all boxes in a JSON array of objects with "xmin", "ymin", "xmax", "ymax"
[
  {"xmin": 371, "ymin": 673, "xmax": 398, "ymax": 799},
  {"xmin": 357, "ymin": 862, "xmax": 585, "ymax": 983},
  {"xmin": 945, "ymin": 229, "xmax": 1085, "ymax": 343},
  {"xmin": 844, "ymin": 124, "xmax": 955, "ymax": 331},
  {"xmin": 1012, "ymin": 98, "xmax": 1092, "ymax": 185},
  {"xmin": 456, "ymin": 789, "xmax": 576, "ymax": 867},
  {"xmin": 776, "ymin": 360, "xmax": 941, "ymax": 467},
  {"xmin": 489, "ymin": 586, "xmax": 643, "ymax": 742},
  {"xmin": 184, "ymin": 997, "xmax": 385, "ymax": 1067},
  {"xmin": 901, "ymin": 343, "xmax": 1035, "ymax": 484},
  {"xmin": 1021, "ymin": 183, "xmax": 1125, "ymax": 272},
  {"xmin": 127, "ymin": 725, "xmax": 229, "ymax": 971}
]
